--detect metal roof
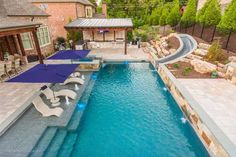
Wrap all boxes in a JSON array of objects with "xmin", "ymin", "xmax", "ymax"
[
  {"xmin": 29, "ymin": 0, "xmax": 95, "ymax": 6},
  {"xmin": 65, "ymin": 18, "xmax": 133, "ymax": 28}
]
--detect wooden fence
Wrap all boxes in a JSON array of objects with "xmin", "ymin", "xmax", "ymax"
[{"xmin": 174, "ymin": 24, "xmax": 236, "ymax": 53}]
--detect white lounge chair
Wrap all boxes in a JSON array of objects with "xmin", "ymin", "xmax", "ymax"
[
  {"xmin": 70, "ymin": 72, "xmax": 81, "ymax": 78},
  {"xmin": 63, "ymin": 77, "xmax": 85, "ymax": 85},
  {"xmin": 41, "ymin": 86, "xmax": 77, "ymax": 100},
  {"xmin": 32, "ymin": 96, "xmax": 63, "ymax": 117}
]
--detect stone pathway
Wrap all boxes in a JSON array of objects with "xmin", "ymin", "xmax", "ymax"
[{"xmin": 179, "ymin": 79, "xmax": 236, "ymax": 146}]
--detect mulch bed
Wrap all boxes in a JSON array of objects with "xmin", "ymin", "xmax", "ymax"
[
  {"xmin": 166, "ymin": 36, "xmax": 180, "ymax": 51},
  {"xmin": 166, "ymin": 61, "xmax": 212, "ymax": 79}
]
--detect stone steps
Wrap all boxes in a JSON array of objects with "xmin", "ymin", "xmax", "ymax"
[
  {"xmin": 28, "ymin": 127, "xmax": 58, "ymax": 157},
  {"xmin": 57, "ymin": 132, "xmax": 78, "ymax": 157},
  {"xmin": 43, "ymin": 129, "xmax": 67, "ymax": 157}
]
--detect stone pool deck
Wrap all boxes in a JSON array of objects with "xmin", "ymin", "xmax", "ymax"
[
  {"xmin": 0, "ymin": 73, "xmax": 92, "ymax": 157},
  {"xmin": 0, "ymin": 63, "xmax": 45, "ymax": 135},
  {"xmin": 179, "ymin": 79, "xmax": 236, "ymax": 146},
  {"xmin": 90, "ymin": 48, "xmax": 148, "ymax": 61}
]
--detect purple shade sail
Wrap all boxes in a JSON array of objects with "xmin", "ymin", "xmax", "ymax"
[
  {"xmin": 47, "ymin": 50, "xmax": 90, "ymax": 60},
  {"xmin": 6, "ymin": 64, "xmax": 78, "ymax": 83}
]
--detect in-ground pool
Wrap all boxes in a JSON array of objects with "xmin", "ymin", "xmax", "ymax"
[{"xmin": 38, "ymin": 63, "xmax": 210, "ymax": 157}]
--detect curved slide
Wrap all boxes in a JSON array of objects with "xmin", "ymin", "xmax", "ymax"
[{"xmin": 156, "ymin": 34, "xmax": 197, "ymax": 65}]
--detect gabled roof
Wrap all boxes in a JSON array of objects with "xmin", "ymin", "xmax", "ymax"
[
  {"xmin": 0, "ymin": 0, "xmax": 46, "ymax": 31},
  {"xmin": 29, "ymin": 0, "xmax": 95, "ymax": 7},
  {"xmin": 0, "ymin": 18, "xmax": 41, "ymax": 31},
  {"xmin": 65, "ymin": 18, "xmax": 133, "ymax": 28},
  {"xmin": 0, "ymin": 0, "xmax": 48, "ymax": 17}
]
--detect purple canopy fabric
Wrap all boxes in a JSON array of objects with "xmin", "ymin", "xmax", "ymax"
[
  {"xmin": 7, "ymin": 64, "xmax": 78, "ymax": 83},
  {"xmin": 47, "ymin": 50, "xmax": 90, "ymax": 60}
]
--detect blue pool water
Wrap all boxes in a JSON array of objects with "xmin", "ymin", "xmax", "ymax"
[{"xmin": 48, "ymin": 63, "xmax": 210, "ymax": 157}]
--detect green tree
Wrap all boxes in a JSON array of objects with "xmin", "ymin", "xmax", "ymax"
[
  {"xmin": 180, "ymin": 0, "xmax": 197, "ymax": 27},
  {"xmin": 217, "ymin": 0, "xmax": 236, "ymax": 33},
  {"xmin": 66, "ymin": 18, "xmax": 82, "ymax": 42},
  {"xmin": 196, "ymin": 0, "xmax": 221, "ymax": 26},
  {"xmin": 89, "ymin": 0, "xmax": 97, "ymax": 6},
  {"xmin": 159, "ymin": 4, "xmax": 170, "ymax": 26},
  {"xmin": 167, "ymin": 0, "xmax": 181, "ymax": 26},
  {"xmin": 149, "ymin": 7, "xmax": 162, "ymax": 25}
]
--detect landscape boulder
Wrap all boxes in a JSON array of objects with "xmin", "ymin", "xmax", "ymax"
[
  {"xmin": 169, "ymin": 49, "xmax": 176, "ymax": 54},
  {"xmin": 228, "ymin": 56, "xmax": 236, "ymax": 62},
  {"xmin": 195, "ymin": 49, "xmax": 208, "ymax": 56},
  {"xmin": 198, "ymin": 43, "xmax": 211, "ymax": 50},
  {"xmin": 190, "ymin": 59, "xmax": 217, "ymax": 74},
  {"xmin": 225, "ymin": 62, "xmax": 236, "ymax": 78}
]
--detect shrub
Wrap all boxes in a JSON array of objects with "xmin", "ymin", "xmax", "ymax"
[
  {"xmin": 182, "ymin": 67, "xmax": 193, "ymax": 76},
  {"xmin": 56, "ymin": 37, "xmax": 66, "ymax": 45},
  {"xmin": 173, "ymin": 63, "xmax": 180, "ymax": 69},
  {"xmin": 206, "ymin": 40, "xmax": 226, "ymax": 62}
]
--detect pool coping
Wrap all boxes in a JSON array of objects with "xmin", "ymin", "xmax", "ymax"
[
  {"xmin": 157, "ymin": 64, "xmax": 236, "ymax": 157},
  {"xmin": 0, "ymin": 90, "xmax": 42, "ymax": 136}
]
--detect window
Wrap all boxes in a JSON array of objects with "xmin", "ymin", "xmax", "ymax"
[
  {"xmin": 21, "ymin": 33, "xmax": 33, "ymax": 50},
  {"xmin": 37, "ymin": 26, "xmax": 50, "ymax": 47},
  {"xmin": 86, "ymin": 7, "xmax": 92, "ymax": 18}
]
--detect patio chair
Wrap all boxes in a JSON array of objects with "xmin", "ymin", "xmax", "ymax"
[
  {"xmin": 32, "ymin": 96, "xmax": 63, "ymax": 117},
  {"xmin": 62, "ymin": 77, "xmax": 85, "ymax": 85},
  {"xmin": 41, "ymin": 85, "xmax": 77, "ymax": 100},
  {"xmin": 0, "ymin": 63, "xmax": 6, "ymax": 81},
  {"xmin": 13, "ymin": 59, "xmax": 22, "ymax": 74},
  {"xmin": 5, "ymin": 61, "xmax": 14, "ymax": 77}
]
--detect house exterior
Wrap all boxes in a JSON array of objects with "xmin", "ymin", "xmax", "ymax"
[
  {"xmin": 0, "ymin": 0, "xmax": 54, "ymax": 63},
  {"xmin": 30, "ymin": 0, "xmax": 96, "ymax": 41}
]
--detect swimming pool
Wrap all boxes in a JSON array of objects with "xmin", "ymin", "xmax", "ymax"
[{"xmin": 39, "ymin": 63, "xmax": 210, "ymax": 157}]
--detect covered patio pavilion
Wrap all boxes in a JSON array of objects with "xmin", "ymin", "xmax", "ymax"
[
  {"xmin": 64, "ymin": 18, "xmax": 133, "ymax": 55},
  {"xmin": 0, "ymin": 18, "xmax": 44, "ymax": 64}
]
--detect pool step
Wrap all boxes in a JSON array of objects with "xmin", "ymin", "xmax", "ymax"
[
  {"xmin": 43, "ymin": 129, "xmax": 67, "ymax": 157},
  {"xmin": 28, "ymin": 127, "xmax": 58, "ymax": 157},
  {"xmin": 57, "ymin": 132, "xmax": 78, "ymax": 157},
  {"xmin": 67, "ymin": 110, "xmax": 82, "ymax": 131}
]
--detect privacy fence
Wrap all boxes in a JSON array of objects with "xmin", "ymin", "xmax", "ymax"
[{"xmin": 174, "ymin": 24, "xmax": 236, "ymax": 53}]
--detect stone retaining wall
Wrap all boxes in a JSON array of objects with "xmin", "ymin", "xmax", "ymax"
[
  {"xmin": 156, "ymin": 64, "xmax": 229, "ymax": 157},
  {"xmin": 147, "ymin": 45, "xmax": 232, "ymax": 156}
]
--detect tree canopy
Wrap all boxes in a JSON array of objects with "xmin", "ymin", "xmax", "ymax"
[
  {"xmin": 166, "ymin": 0, "xmax": 181, "ymax": 26},
  {"xmin": 180, "ymin": 0, "xmax": 197, "ymax": 27},
  {"xmin": 196, "ymin": 0, "xmax": 221, "ymax": 26},
  {"xmin": 217, "ymin": 0, "xmax": 236, "ymax": 33}
]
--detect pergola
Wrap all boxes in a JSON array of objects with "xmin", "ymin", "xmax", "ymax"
[
  {"xmin": 0, "ymin": 19, "xmax": 44, "ymax": 64},
  {"xmin": 65, "ymin": 18, "xmax": 133, "ymax": 55}
]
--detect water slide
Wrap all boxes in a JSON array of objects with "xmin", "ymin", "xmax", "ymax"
[{"xmin": 156, "ymin": 34, "xmax": 197, "ymax": 65}]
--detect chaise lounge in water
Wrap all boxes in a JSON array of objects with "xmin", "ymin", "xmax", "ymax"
[
  {"xmin": 41, "ymin": 85, "xmax": 77, "ymax": 100},
  {"xmin": 62, "ymin": 77, "xmax": 85, "ymax": 85},
  {"xmin": 32, "ymin": 96, "xmax": 64, "ymax": 117}
]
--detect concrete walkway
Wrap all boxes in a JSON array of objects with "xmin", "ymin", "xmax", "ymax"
[
  {"xmin": 157, "ymin": 34, "xmax": 197, "ymax": 64},
  {"xmin": 179, "ymin": 79, "xmax": 236, "ymax": 146}
]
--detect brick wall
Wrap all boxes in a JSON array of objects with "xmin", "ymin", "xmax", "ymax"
[{"xmin": 32, "ymin": 3, "xmax": 88, "ymax": 41}]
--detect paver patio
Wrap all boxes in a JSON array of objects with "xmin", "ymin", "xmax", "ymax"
[
  {"xmin": 90, "ymin": 48, "xmax": 148, "ymax": 61},
  {"xmin": 179, "ymin": 79, "xmax": 236, "ymax": 145}
]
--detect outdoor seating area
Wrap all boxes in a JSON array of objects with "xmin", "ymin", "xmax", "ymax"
[{"xmin": 0, "ymin": 55, "xmax": 23, "ymax": 81}]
